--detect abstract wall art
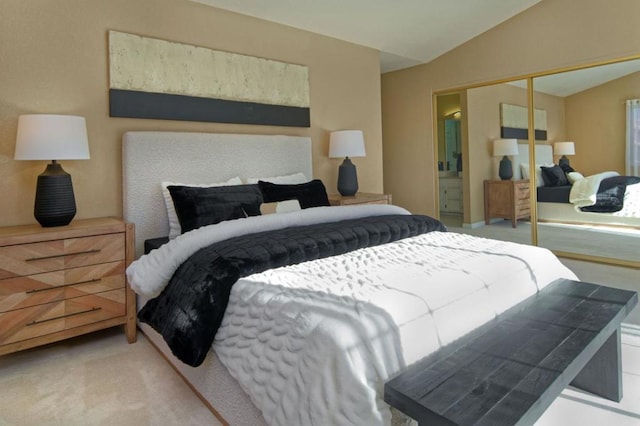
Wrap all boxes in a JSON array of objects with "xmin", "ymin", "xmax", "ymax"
[
  {"xmin": 500, "ymin": 103, "xmax": 547, "ymax": 140},
  {"xmin": 108, "ymin": 31, "xmax": 310, "ymax": 127}
]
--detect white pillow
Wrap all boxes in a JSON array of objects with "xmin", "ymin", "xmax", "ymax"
[
  {"xmin": 520, "ymin": 163, "xmax": 554, "ymax": 187},
  {"xmin": 260, "ymin": 199, "xmax": 302, "ymax": 215},
  {"xmin": 567, "ymin": 171, "xmax": 585, "ymax": 184},
  {"xmin": 245, "ymin": 172, "xmax": 308, "ymax": 185},
  {"xmin": 162, "ymin": 176, "xmax": 243, "ymax": 239}
]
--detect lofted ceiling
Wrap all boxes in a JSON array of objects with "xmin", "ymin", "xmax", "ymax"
[
  {"xmin": 191, "ymin": 0, "xmax": 542, "ymax": 73},
  {"xmin": 512, "ymin": 59, "xmax": 640, "ymax": 97}
]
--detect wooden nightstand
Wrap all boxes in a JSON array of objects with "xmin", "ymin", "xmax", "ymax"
[
  {"xmin": 0, "ymin": 218, "xmax": 136, "ymax": 355},
  {"xmin": 328, "ymin": 192, "xmax": 392, "ymax": 206},
  {"xmin": 484, "ymin": 180, "xmax": 530, "ymax": 228}
]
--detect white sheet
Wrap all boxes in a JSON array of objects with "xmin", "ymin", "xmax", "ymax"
[{"xmin": 212, "ymin": 232, "xmax": 577, "ymax": 425}]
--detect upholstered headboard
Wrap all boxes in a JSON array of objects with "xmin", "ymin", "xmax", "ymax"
[
  {"xmin": 512, "ymin": 143, "xmax": 554, "ymax": 180},
  {"xmin": 122, "ymin": 131, "xmax": 313, "ymax": 256}
]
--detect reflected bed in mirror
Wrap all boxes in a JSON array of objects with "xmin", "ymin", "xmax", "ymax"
[{"xmin": 513, "ymin": 143, "xmax": 640, "ymax": 229}]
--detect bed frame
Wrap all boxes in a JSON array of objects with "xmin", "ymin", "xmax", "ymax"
[
  {"xmin": 123, "ymin": 131, "xmax": 313, "ymax": 424},
  {"xmin": 512, "ymin": 143, "xmax": 640, "ymax": 228}
]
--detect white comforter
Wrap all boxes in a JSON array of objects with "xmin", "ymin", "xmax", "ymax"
[{"xmin": 130, "ymin": 207, "xmax": 577, "ymax": 425}]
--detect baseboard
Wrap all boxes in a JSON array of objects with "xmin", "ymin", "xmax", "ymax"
[{"xmin": 462, "ymin": 220, "xmax": 501, "ymax": 229}]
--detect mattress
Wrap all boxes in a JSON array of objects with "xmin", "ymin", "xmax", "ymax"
[{"xmin": 130, "ymin": 205, "xmax": 577, "ymax": 425}]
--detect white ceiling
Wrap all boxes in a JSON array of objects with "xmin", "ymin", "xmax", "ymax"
[{"xmin": 191, "ymin": 0, "xmax": 542, "ymax": 73}]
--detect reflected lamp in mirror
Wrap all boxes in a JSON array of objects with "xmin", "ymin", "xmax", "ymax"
[
  {"xmin": 554, "ymin": 141, "xmax": 575, "ymax": 167},
  {"xmin": 14, "ymin": 114, "xmax": 90, "ymax": 227},
  {"xmin": 329, "ymin": 130, "xmax": 366, "ymax": 196},
  {"xmin": 493, "ymin": 138, "xmax": 519, "ymax": 180}
]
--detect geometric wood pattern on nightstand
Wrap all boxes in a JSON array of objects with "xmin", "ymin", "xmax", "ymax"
[{"xmin": 0, "ymin": 218, "xmax": 136, "ymax": 355}]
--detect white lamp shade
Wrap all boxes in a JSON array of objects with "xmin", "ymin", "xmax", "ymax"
[
  {"xmin": 329, "ymin": 130, "xmax": 366, "ymax": 158},
  {"xmin": 554, "ymin": 141, "xmax": 575, "ymax": 156},
  {"xmin": 493, "ymin": 139, "xmax": 519, "ymax": 156},
  {"xmin": 15, "ymin": 114, "xmax": 90, "ymax": 160}
]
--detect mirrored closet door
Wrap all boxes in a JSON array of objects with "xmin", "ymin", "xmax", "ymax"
[
  {"xmin": 435, "ymin": 57, "xmax": 640, "ymax": 267},
  {"xmin": 435, "ymin": 80, "xmax": 534, "ymax": 247},
  {"xmin": 532, "ymin": 59, "xmax": 640, "ymax": 266}
]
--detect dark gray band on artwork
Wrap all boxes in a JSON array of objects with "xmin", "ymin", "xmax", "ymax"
[
  {"xmin": 501, "ymin": 127, "xmax": 547, "ymax": 141},
  {"xmin": 109, "ymin": 89, "xmax": 311, "ymax": 127}
]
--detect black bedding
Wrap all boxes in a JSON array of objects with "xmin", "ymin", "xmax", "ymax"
[
  {"xmin": 580, "ymin": 175, "xmax": 640, "ymax": 213},
  {"xmin": 536, "ymin": 185, "xmax": 571, "ymax": 203},
  {"xmin": 138, "ymin": 214, "xmax": 446, "ymax": 367}
]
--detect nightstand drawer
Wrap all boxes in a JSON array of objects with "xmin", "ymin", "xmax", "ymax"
[
  {"xmin": 0, "ymin": 289, "xmax": 126, "ymax": 345},
  {"xmin": 0, "ymin": 234, "xmax": 124, "ymax": 279},
  {"xmin": 0, "ymin": 261, "xmax": 125, "ymax": 312}
]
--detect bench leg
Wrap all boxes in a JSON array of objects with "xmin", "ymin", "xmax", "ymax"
[{"xmin": 570, "ymin": 328, "xmax": 622, "ymax": 402}]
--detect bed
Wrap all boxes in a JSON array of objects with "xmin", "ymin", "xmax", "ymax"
[
  {"xmin": 513, "ymin": 143, "xmax": 640, "ymax": 229},
  {"xmin": 123, "ymin": 131, "xmax": 579, "ymax": 425}
]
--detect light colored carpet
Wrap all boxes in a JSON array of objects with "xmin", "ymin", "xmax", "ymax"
[
  {"xmin": 2, "ymin": 325, "xmax": 639, "ymax": 425},
  {"xmin": 0, "ymin": 328, "xmax": 221, "ymax": 426}
]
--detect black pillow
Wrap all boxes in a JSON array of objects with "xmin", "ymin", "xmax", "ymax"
[
  {"xmin": 168, "ymin": 184, "xmax": 262, "ymax": 233},
  {"xmin": 258, "ymin": 179, "xmax": 330, "ymax": 209},
  {"xmin": 559, "ymin": 163, "xmax": 575, "ymax": 174},
  {"xmin": 540, "ymin": 165, "xmax": 569, "ymax": 187}
]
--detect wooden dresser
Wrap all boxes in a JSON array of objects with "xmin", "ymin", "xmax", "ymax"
[
  {"xmin": 328, "ymin": 192, "xmax": 392, "ymax": 206},
  {"xmin": 484, "ymin": 180, "xmax": 530, "ymax": 228},
  {"xmin": 0, "ymin": 218, "xmax": 136, "ymax": 355}
]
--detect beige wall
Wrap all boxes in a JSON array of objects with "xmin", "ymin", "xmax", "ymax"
[
  {"xmin": 0, "ymin": 0, "xmax": 383, "ymax": 227},
  {"xmin": 565, "ymin": 71, "xmax": 640, "ymax": 176},
  {"xmin": 382, "ymin": 0, "xmax": 640, "ymax": 216}
]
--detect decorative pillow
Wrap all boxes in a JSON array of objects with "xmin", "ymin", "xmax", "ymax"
[
  {"xmin": 559, "ymin": 163, "xmax": 575, "ymax": 174},
  {"xmin": 260, "ymin": 199, "xmax": 302, "ymax": 215},
  {"xmin": 521, "ymin": 163, "xmax": 554, "ymax": 187},
  {"xmin": 258, "ymin": 179, "xmax": 330, "ymax": 209},
  {"xmin": 168, "ymin": 184, "xmax": 262, "ymax": 234},
  {"xmin": 540, "ymin": 165, "xmax": 569, "ymax": 187},
  {"xmin": 566, "ymin": 172, "xmax": 585, "ymax": 184},
  {"xmin": 245, "ymin": 172, "xmax": 308, "ymax": 185},
  {"xmin": 162, "ymin": 177, "xmax": 243, "ymax": 239}
]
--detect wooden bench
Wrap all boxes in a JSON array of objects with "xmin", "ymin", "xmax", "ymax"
[{"xmin": 384, "ymin": 279, "xmax": 638, "ymax": 426}]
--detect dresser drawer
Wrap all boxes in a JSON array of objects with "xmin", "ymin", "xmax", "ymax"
[
  {"xmin": 0, "ymin": 289, "xmax": 125, "ymax": 345},
  {"xmin": 0, "ymin": 234, "xmax": 124, "ymax": 279},
  {"xmin": 0, "ymin": 261, "xmax": 125, "ymax": 313}
]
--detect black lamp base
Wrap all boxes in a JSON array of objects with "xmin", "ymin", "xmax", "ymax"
[
  {"xmin": 337, "ymin": 157, "xmax": 358, "ymax": 196},
  {"xmin": 34, "ymin": 161, "xmax": 77, "ymax": 227},
  {"xmin": 498, "ymin": 156, "xmax": 513, "ymax": 180}
]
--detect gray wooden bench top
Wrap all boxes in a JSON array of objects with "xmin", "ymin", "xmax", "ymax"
[{"xmin": 384, "ymin": 279, "xmax": 638, "ymax": 426}]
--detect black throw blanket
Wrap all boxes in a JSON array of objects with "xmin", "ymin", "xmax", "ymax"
[
  {"xmin": 580, "ymin": 175, "xmax": 640, "ymax": 213},
  {"xmin": 139, "ymin": 214, "xmax": 446, "ymax": 366}
]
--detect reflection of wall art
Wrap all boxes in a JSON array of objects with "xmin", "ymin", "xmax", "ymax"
[
  {"xmin": 108, "ymin": 31, "xmax": 310, "ymax": 127},
  {"xmin": 500, "ymin": 103, "xmax": 547, "ymax": 140}
]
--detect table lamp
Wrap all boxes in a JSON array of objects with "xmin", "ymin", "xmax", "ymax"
[
  {"xmin": 493, "ymin": 138, "xmax": 519, "ymax": 180},
  {"xmin": 329, "ymin": 130, "xmax": 366, "ymax": 196},
  {"xmin": 554, "ymin": 141, "xmax": 575, "ymax": 167},
  {"xmin": 14, "ymin": 114, "xmax": 90, "ymax": 227}
]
